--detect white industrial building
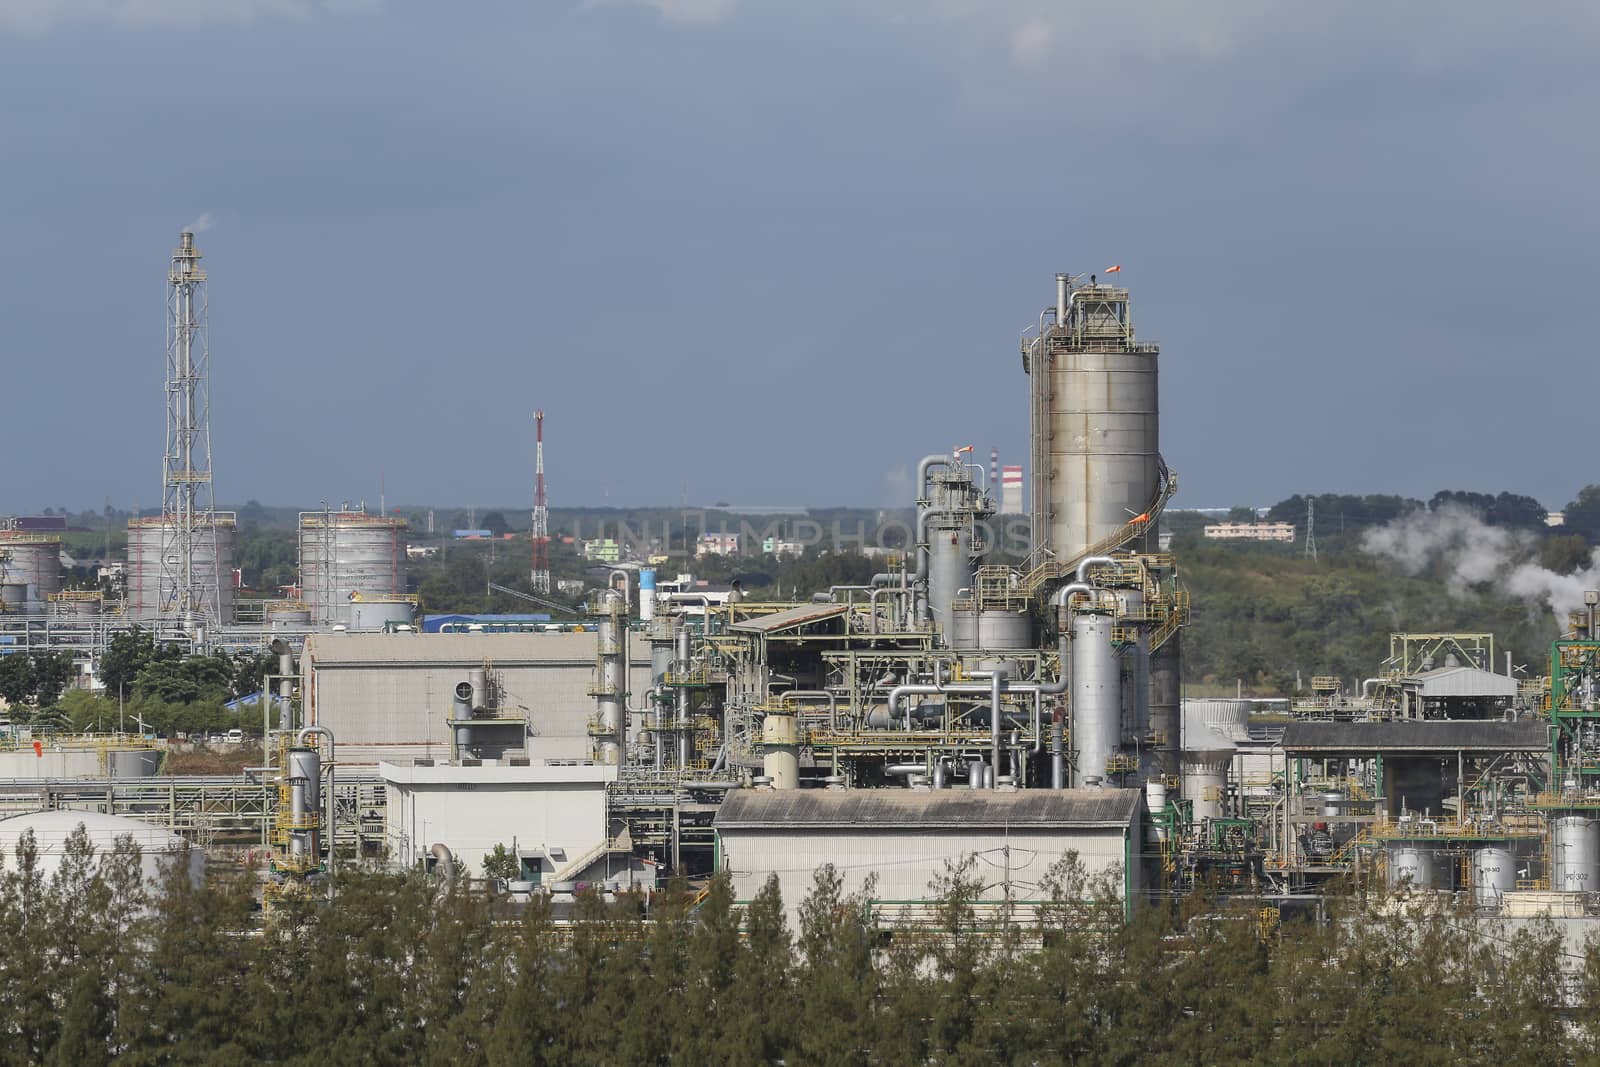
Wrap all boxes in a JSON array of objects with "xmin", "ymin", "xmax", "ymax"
[
  {"xmin": 302, "ymin": 632, "xmax": 652, "ymax": 766},
  {"xmin": 714, "ymin": 789, "xmax": 1142, "ymax": 923},
  {"xmin": 380, "ymin": 760, "xmax": 622, "ymax": 883}
]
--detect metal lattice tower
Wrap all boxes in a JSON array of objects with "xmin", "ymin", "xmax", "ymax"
[
  {"xmin": 1303, "ymin": 497, "xmax": 1318, "ymax": 562},
  {"xmin": 531, "ymin": 410, "xmax": 550, "ymax": 593},
  {"xmin": 161, "ymin": 231, "xmax": 222, "ymax": 622}
]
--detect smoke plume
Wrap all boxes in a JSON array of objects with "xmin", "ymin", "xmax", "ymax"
[
  {"xmin": 184, "ymin": 212, "xmax": 214, "ymax": 234},
  {"xmin": 1361, "ymin": 504, "xmax": 1600, "ymax": 623}
]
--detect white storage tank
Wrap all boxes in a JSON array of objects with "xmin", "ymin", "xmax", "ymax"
[
  {"xmin": 1472, "ymin": 846, "xmax": 1517, "ymax": 907},
  {"xmin": 298, "ymin": 507, "xmax": 408, "ymax": 628},
  {"xmin": 126, "ymin": 515, "xmax": 237, "ymax": 623},
  {"xmin": 1552, "ymin": 815, "xmax": 1600, "ymax": 892},
  {"xmin": 0, "ymin": 809, "xmax": 204, "ymax": 891},
  {"xmin": 0, "ymin": 533, "xmax": 62, "ymax": 611},
  {"xmin": 1387, "ymin": 842, "xmax": 1436, "ymax": 890}
]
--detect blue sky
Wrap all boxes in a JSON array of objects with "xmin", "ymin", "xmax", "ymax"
[{"xmin": 4, "ymin": 2, "xmax": 1597, "ymax": 512}]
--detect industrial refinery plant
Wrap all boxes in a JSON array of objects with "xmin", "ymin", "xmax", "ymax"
[{"xmin": 6, "ymin": 239, "xmax": 1600, "ymax": 941}]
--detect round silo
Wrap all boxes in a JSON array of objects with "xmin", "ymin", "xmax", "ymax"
[
  {"xmin": 1472, "ymin": 846, "xmax": 1517, "ymax": 907},
  {"xmin": 349, "ymin": 596, "xmax": 414, "ymax": 631},
  {"xmin": 298, "ymin": 509, "xmax": 408, "ymax": 628},
  {"xmin": 1031, "ymin": 281, "xmax": 1160, "ymax": 561},
  {"xmin": 1386, "ymin": 842, "xmax": 1436, "ymax": 890},
  {"xmin": 1071, "ymin": 612, "xmax": 1122, "ymax": 785},
  {"xmin": 124, "ymin": 516, "xmax": 236, "ymax": 623},
  {"xmin": 1553, "ymin": 815, "xmax": 1600, "ymax": 892},
  {"xmin": 0, "ymin": 533, "xmax": 62, "ymax": 611},
  {"xmin": 266, "ymin": 600, "xmax": 313, "ymax": 629}
]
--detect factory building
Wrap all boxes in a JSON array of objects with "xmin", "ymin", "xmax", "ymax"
[
  {"xmin": 301, "ymin": 631, "xmax": 653, "ymax": 766},
  {"xmin": 715, "ymin": 789, "xmax": 1142, "ymax": 923},
  {"xmin": 380, "ymin": 761, "xmax": 619, "ymax": 882}
]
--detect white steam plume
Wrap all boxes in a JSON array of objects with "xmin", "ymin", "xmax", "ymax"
[
  {"xmin": 184, "ymin": 212, "xmax": 215, "ymax": 234},
  {"xmin": 1361, "ymin": 504, "xmax": 1600, "ymax": 623}
]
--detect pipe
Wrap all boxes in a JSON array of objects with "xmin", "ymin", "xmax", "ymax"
[
  {"xmin": 1051, "ymin": 713, "xmax": 1065, "ymax": 789},
  {"xmin": 452, "ymin": 680, "xmax": 473, "ymax": 721},
  {"xmin": 779, "ymin": 690, "xmax": 838, "ymax": 730},
  {"xmin": 989, "ymin": 668, "xmax": 1006, "ymax": 789},
  {"xmin": 916, "ymin": 454, "xmax": 952, "ymax": 502},
  {"xmin": 430, "ymin": 843, "xmax": 456, "ymax": 894},
  {"xmin": 1056, "ymin": 272, "xmax": 1070, "ymax": 324}
]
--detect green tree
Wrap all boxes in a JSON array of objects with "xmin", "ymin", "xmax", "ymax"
[
  {"xmin": 0, "ymin": 653, "xmax": 36, "ymax": 708},
  {"xmin": 30, "ymin": 652, "xmax": 74, "ymax": 708}
]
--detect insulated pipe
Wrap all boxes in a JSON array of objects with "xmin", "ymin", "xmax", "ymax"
[
  {"xmin": 1056, "ymin": 273, "xmax": 1070, "ymax": 324},
  {"xmin": 431, "ymin": 843, "xmax": 455, "ymax": 894},
  {"xmin": 989, "ymin": 668, "xmax": 1006, "ymax": 789},
  {"xmin": 1051, "ymin": 713, "xmax": 1066, "ymax": 789},
  {"xmin": 916, "ymin": 454, "xmax": 952, "ymax": 501}
]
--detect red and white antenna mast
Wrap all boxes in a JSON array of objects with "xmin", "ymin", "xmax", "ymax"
[{"xmin": 531, "ymin": 411, "xmax": 551, "ymax": 592}]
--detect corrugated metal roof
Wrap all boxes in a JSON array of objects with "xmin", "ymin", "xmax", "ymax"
[
  {"xmin": 714, "ymin": 788, "xmax": 1141, "ymax": 829},
  {"xmin": 1281, "ymin": 720, "xmax": 1547, "ymax": 753},
  {"xmin": 1400, "ymin": 666, "xmax": 1519, "ymax": 699},
  {"xmin": 305, "ymin": 631, "xmax": 635, "ymax": 667},
  {"xmin": 728, "ymin": 603, "xmax": 849, "ymax": 634}
]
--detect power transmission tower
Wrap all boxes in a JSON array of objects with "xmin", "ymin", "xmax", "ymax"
[
  {"xmin": 1303, "ymin": 497, "xmax": 1318, "ymax": 562},
  {"xmin": 160, "ymin": 231, "xmax": 223, "ymax": 623},
  {"xmin": 531, "ymin": 410, "xmax": 550, "ymax": 593}
]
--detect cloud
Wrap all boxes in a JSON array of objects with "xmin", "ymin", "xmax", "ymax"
[
  {"xmin": 586, "ymin": 0, "xmax": 739, "ymax": 25},
  {"xmin": 0, "ymin": 0, "xmax": 380, "ymax": 29},
  {"xmin": 1362, "ymin": 504, "xmax": 1600, "ymax": 624}
]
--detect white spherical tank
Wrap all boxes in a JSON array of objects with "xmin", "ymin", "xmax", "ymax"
[{"xmin": 0, "ymin": 809, "xmax": 203, "ymax": 891}]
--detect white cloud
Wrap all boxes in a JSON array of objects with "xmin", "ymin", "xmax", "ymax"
[{"xmin": 0, "ymin": 0, "xmax": 380, "ymax": 30}]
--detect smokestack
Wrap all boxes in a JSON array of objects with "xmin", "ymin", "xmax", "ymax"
[{"xmin": 1055, "ymin": 272, "xmax": 1069, "ymax": 324}]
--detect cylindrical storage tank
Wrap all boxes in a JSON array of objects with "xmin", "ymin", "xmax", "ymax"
[
  {"xmin": 1148, "ymin": 637, "xmax": 1181, "ymax": 777},
  {"xmin": 298, "ymin": 509, "xmax": 408, "ymax": 628},
  {"xmin": 1145, "ymin": 779, "xmax": 1168, "ymax": 815},
  {"xmin": 1553, "ymin": 815, "xmax": 1600, "ymax": 892},
  {"xmin": 1034, "ymin": 287, "xmax": 1160, "ymax": 561},
  {"xmin": 1115, "ymin": 590, "xmax": 1151, "ymax": 757},
  {"xmin": 1181, "ymin": 757, "xmax": 1229, "ymax": 821},
  {"xmin": 266, "ymin": 600, "xmax": 313, "ymax": 629},
  {"xmin": 0, "ymin": 810, "xmax": 203, "ymax": 895},
  {"xmin": 926, "ymin": 515, "xmax": 975, "ymax": 641},
  {"xmin": 948, "ymin": 608, "xmax": 978, "ymax": 650},
  {"xmin": 1186, "ymin": 698, "xmax": 1251, "ymax": 743},
  {"xmin": 0, "ymin": 534, "xmax": 63, "ymax": 611},
  {"xmin": 1071, "ymin": 612, "xmax": 1122, "ymax": 785},
  {"xmin": 0, "ymin": 582, "xmax": 27, "ymax": 612},
  {"xmin": 1321, "ymin": 791, "xmax": 1345, "ymax": 818},
  {"xmin": 760, "ymin": 712, "xmax": 800, "ymax": 789},
  {"xmin": 1472, "ymin": 846, "xmax": 1516, "ymax": 907},
  {"xmin": 287, "ymin": 746, "xmax": 321, "ymax": 817},
  {"xmin": 639, "ymin": 568, "xmax": 656, "ymax": 622},
  {"xmin": 975, "ymin": 609, "xmax": 1033, "ymax": 650},
  {"xmin": 125, "ymin": 516, "xmax": 236, "ymax": 623},
  {"xmin": 349, "ymin": 597, "xmax": 413, "ymax": 632},
  {"xmin": 1387, "ymin": 842, "xmax": 1436, "ymax": 890}
]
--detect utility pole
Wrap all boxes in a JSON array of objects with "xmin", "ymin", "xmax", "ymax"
[{"xmin": 531, "ymin": 410, "xmax": 550, "ymax": 593}]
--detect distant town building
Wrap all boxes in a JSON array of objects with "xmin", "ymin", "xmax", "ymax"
[
  {"xmin": 406, "ymin": 545, "xmax": 441, "ymax": 559},
  {"xmin": 762, "ymin": 536, "xmax": 806, "ymax": 559},
  {"xmin": 556, "ymin": 579, "xmax": 586, "ymax": 597},
  {"xmin": 452, "ymin": 529, "xmax": 492, "ymax": 540},
  {"xmin": 582, "ymin": 538, "xmax": 622, "ymax": 563},
  {"xmin": 1203, "ymin": 521, "xmax": 1296, "ymax": 543},
  {"xmin": 696, "ymin": 532, "xmax": 741, "ymax": 558},
  {"xmin": 1001, "ymin": 466, "xmax": 1023, "ymax": 515},
  {"xmin": 1546, "ymin": 512, "xmax": 1567, "ymax": 528}
]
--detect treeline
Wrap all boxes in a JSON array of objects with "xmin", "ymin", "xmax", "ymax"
[
  {"xmin": 4, "ymin": 833, "xmax": 1598, "ymax": 1066},
  {"xmin": 4, "ymin": 629, "xmax": 276, "ymax": 736}
]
